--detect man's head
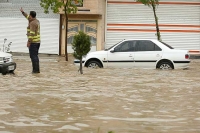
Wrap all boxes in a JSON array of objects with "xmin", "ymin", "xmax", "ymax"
[{"xmin": 29, "ymin": 11, "xmax": 36, "ymax": 19}]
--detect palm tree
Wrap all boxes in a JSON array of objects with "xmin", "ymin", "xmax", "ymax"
[{"xmin": 136, "ymin": 0, "xmax": 161, "ymax": 41}]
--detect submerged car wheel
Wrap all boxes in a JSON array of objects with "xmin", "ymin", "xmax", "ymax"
[
  {"xmin": 9, "ymin": 70, "xmax": 15, "ymax": 74},
  {"xmin": 158, "ymin": 61, "xmax": 173, "ymax": 70},
  {"xmin": 1, "ymin": 71, "xmax": 7, "ymax": 75},
  {"xmin": 86, "ymin": 60, "xmax": 102, "ymax": 68}
]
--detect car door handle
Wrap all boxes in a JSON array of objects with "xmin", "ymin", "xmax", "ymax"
[
  {"xmin": 156, "ymin": 54, "xmax": 160, "ymax": 57},
  {"xmin": 129, "ymin": 56, "xmax": 133, "ymax": 57}
]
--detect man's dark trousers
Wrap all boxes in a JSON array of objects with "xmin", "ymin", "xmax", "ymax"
[{"xmin": 29, "ymin": 43, "xmax": 40, "ymax": 73}]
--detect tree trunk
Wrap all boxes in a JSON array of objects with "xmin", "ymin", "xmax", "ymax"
[
  {"xmin": 80, "ymin": 58, "xmax": 83, "ymax": 74},
  {"xmin": 65, "ymin": 14, "xmax": 68, "ymax": 61},
  {"xmin": 152, "ymin": 4, "xmax": 161, "ymax": 41},
  {"xmin": 64, "ymin": 0, "xmax": 68, "ymax": 61}
]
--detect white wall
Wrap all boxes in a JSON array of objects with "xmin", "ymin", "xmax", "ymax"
[{"xmin": 0, "ymin": 18, "xmax": 59, "ymax": 54}]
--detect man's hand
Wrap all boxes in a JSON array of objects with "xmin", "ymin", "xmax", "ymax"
[
  {"xmin": 27, "ymin": 41, "xmax": 31, "ymax": 47},
  {"xmin": 20, "ymin": 7, "xmax": 24, "ymax": 13}
]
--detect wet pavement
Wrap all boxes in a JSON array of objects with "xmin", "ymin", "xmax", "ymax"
[{"xmin": 0, "ymin": 55, "xmax": 200, "ymax": 133}]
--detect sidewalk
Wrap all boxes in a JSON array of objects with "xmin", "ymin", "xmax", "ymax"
[{"xmin": 11, "ymin": 52, "xmax": 59, "ymax": 57}]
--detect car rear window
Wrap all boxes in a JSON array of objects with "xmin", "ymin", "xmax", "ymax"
[
  {"xmin": 135, "ymin": 40, "xmax": 162, "ymax": 51},
  {"xmin": 160, "ymin": 42, "xmax": 174, "ymax": 49}
]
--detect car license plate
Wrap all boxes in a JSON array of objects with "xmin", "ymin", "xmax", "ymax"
[{"xmin": 8, "ymin": 65, "xmax": 15, "ymax": 70}]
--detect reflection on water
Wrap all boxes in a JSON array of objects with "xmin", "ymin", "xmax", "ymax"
[{"xmin": 0, "ymin": 56, "xmax": 200, "ymax": 133}]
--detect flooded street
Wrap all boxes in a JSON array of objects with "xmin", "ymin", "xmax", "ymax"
[{"xmin": 1, "ymin": 55, "xmax": 200, "ymax": 133}]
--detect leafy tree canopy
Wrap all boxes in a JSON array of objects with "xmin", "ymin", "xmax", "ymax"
[
  {"xmin": 136, "ymin": 0, "xmax": 159, "ymax": 7},
  {"xmin": 40, "ymin": 0, "xmax": 82, "ymax": 14}
]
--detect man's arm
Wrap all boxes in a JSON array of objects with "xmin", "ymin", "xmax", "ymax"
[{"xmin": 20, "ymin": 7, "xmax": 29, "ymax": 20}]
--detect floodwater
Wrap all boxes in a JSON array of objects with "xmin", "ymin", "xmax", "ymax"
[{"xmin": 0, "ymin": 55, "xmax": 200, "ymax": 133}]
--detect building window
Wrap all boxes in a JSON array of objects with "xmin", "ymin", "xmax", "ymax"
[
  {"xmin": 86, "ymin": 26, "xmax": 97, "ymax": 33},
  {"xmin": 80, "ymin": 24, "xmax": 84, "ymax": 31},
  {"xmin": 67, "ymin": 21, "xmax": 97, "ymax": 46},
  {"xmin": 67, "ymin": 36, "xmax": 74, "ymax": 44},
  {"xmin": 71, "ymin": 0, "xmax": 83, "ymax": 7},
  {"xmin": 68, "ymin": 26, "xmax": 78, "ymax": 32},
  {"xmin": 90, "ymin": 36, "xmax": 97, "ymax": 45}
]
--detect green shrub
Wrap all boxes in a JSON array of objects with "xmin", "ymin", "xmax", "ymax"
[{"xmin": 72, "ymin": 31, "xmax": 91, "ymax": 74}]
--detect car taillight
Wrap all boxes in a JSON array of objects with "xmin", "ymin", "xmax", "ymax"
[{"xmin": 185, "ymin": 54, "xmax": 189, "ymax": 59}]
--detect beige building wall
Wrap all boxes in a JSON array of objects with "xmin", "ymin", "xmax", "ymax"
[{"xmin": 60, "ymin": 0, "xmax": 106, "ymax": 56}]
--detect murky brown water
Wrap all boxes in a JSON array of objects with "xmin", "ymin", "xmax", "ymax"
[{"xmin": 0, "ymin": 55, "xmax": 200, "ymax": 133}]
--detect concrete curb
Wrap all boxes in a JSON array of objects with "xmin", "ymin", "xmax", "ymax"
[{"xmin": 10, "ymin": 52, "xmax": 60, "ymax": 57}]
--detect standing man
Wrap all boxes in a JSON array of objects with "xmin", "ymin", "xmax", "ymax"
[{"xmin": 20, "ymin": 8, "xmax": 40, "ymax": 73}]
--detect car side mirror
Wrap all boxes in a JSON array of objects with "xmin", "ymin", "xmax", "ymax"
[{"xmin": 110, "ymin": 49, "xmax": 115, "ymax": 53}]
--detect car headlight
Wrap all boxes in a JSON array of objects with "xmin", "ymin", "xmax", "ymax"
[{"xmin": 3, "ymin": 56, "xmax": 12, "ymax": 63}]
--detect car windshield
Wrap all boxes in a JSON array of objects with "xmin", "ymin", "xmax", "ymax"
[
  {"xmin": 105, "ymin": 40, "xmax": 124, "ymax": 51},
  {"xmin": 160, "ymin": 41, "xmax": 174, "ymax": 49}
]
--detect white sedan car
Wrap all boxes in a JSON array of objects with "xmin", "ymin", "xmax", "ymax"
[
  {"xmin": 0, "ymin": 51, "xmax": 16, "ymax": 75},
  {"xmin": 74, "ymin": 39, "xmax": 190, "ymax": 69}
]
